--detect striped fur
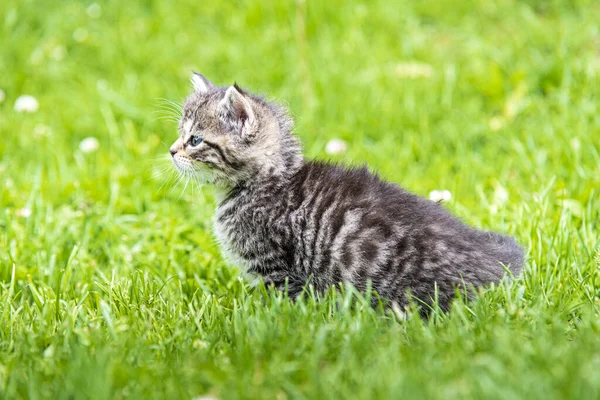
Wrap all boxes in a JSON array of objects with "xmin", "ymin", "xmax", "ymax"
[{"xmin": 170, "ymin": 74, "xmax": 524, "ymax": 314}]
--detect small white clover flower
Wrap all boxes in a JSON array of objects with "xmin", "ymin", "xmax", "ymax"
[
  {"xmin": 429, "ymin": 189, "xmax": 452, "ymax": 202},
  {"xmin": 51, "ymin": 45, "xmax": 66, "ymax": 61},
  {"xmin": 16, "ymin": 208, "xmax": 32, "ymax": 218},
  {"xmin": 0, "ymin": 89, "xmax": 5, "ymax": 103},
  {"xmin": 325, "ymin": 138, "xmax": 347, "ymax": 155},
  {"xmin": 33, "ymin": 124, "xmax": 52, "ymax": 137},
  {"xmin": 73, "ymin": 27, "xmax": 89, "ymax": 42},
  {"xmin": 86, "ymin": 3, "xmax": 102, "ymax": 18},
  {"xmin": 488, "ymin": 116, "xmax": 505, "ymax": 131},
  {"xmin": 395, "ymin": 62, "xmax": 434, "ymax": 79},
  {"xmin": 570, "ymin": 137, "xmax": 580, "ymax": 152},
  {"xmin": 494, "ymin": 185, "xmax": 509, "ymax": 205},
  {"xmin": 79, "ymin": 137, "xmax": 100, "ymax": 153},
  {"xmin": 14, "ymin": 95, "xmax": 39, "ymax": 113},
  {"xmin": 29, "ymin": 48, "xmax": 44, "ymax": 65}
]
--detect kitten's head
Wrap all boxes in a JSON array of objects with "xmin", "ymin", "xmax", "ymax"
[{"xmin": 170, "ymin": 73, "xmax": 302, "ymax": 188}]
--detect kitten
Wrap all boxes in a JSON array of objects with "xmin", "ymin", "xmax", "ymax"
[{"xmin": 169, "ymin": 73, "xmax": 524, "ymax": 314}]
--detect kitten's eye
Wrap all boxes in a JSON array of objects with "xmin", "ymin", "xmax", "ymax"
[{"xmin": 190, "ymin": 136, "xmax": 202, "ymax": 146}]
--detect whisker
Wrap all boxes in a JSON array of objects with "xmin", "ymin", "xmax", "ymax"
[
  {"xmin": 153, "ymin": 104, "xmax": 182, "ymax": 114},
  {"xmin": 152, "ymin": 110, "xmax": 181, "ymax": 120},
  {"xmin": 145, "ymin": 159, "xmax": 173, "ymax": 175},
  {"xmin": 149, "ymin": 168, "xmax": 173, "ymax": 182},
  {"xmin": 156, "ymin": 168, "xmax": 176, "ymax": 193},
  {"xmin": 152, "ymin": 116, "xmax": 181, "ymax": 123},
  {"xmin": 157, "ymin": 98, "xmax": 183, "ymax": 109},
  {"xmin": 155, "ymin": 99, "xmax": 183, "ymax": 116},
  {"xmin": 178, "ymin": 176, "xmax": 190, "ymax": 200},
  {"xmin": 151, "ymin": 106, "xmax": 181, "ymax": 114},
  {"xmin": 152, "ymin": 113, "xmax": 180, "ymax": 120},
  {"xmin": 168, "ymin": 173, "xmax": 185, "ymax": 194},
  {"xmin": 148, "ymin": 156, "xmax": 171, "ymax": 164}
]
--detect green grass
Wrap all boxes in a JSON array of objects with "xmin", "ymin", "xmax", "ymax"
[{"xmin": 1, "ymin": 0, "xmax": 600, "ymax": 398}]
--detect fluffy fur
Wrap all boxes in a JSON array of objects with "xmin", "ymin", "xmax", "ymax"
[{"xmin": 169, "ymin": 73, "xmax": 524, "ymax": 314}]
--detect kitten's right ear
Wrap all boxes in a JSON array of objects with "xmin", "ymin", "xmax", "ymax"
[
  {"xmin": 219, "ymin": 84, "xmax": 256, "ymax": 136},
  {"xmin": 191, "ymin": 72, "xmax": 216, "ymax": 94}
]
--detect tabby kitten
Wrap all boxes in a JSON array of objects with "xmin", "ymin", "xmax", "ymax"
[{"xmin": 169, "ymin": 73, "xmax": 524, "ymax": 313}]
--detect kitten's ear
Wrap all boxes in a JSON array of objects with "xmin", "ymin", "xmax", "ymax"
[
  {"xmin": 191, "ymin": 72, "xmax": 215, "ymax": 94},
  {"xmin": 219, "ymin": 84, "xmax": 255, "ymax": 134}
]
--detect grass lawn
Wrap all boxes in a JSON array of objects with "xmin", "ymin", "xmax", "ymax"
[{"xmin": 1, "ymin": 0, "xmax": 600, "ymax": 398}]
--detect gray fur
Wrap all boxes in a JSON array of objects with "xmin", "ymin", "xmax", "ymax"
[{"xmin": 169, "ymin": 74, "xmax": 524, "ymax": 314}]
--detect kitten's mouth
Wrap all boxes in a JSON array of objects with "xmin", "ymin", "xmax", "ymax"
[
  {"xmin": 172, "ymin": 154, "xmax": 220, "ymax": 185},
  {"xmin": 172, "ymin": 154, "xmax": 194, "ymax": 172}
]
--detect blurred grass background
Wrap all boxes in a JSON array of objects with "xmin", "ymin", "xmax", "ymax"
[{"xmin": 1, "ymin": 0, "xmax": 599, "ymax": 399}]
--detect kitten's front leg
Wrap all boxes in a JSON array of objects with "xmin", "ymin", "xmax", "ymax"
[{"xmin": 263, "ymin": 271, "xmax": 306, "ymax": 299}]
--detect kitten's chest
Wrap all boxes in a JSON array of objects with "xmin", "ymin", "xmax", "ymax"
[
  {"xmin": 213, "ymin": 188, "xmax": 293, "ymax": 277},
  {"xmin": 212, "ymin": 215, "xmax": 251, "ymax": 274},
  {"xmin": 212, "ymin": 204, "xmax": 271, "ymax": 276}
]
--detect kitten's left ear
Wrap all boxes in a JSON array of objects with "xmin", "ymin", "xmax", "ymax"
[
  {"xmin": 191, "ymin": 72, "xmax": 216, "ymax": 94},
  {"xmin": 219, "ymin": 84, "xmax": 255, "ymax": 134}
]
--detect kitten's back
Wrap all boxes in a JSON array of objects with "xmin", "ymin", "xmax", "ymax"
[{"xmin": 288, "ymin": 161, "xmax": 524, "ymax": 307}]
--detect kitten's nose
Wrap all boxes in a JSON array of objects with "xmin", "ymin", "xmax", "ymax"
[{"xmin": 169, "ymin": 147, "xmax": 177, "ymax": 157}]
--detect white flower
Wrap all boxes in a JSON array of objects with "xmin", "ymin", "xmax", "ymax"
[
  {"xmin": 570, "ymin": 138, "xmax": 580, "ymax": 152},
  {"xmin": 96, "ymin": 79, "xmax": 108, "ymax": 91},
  {"xmin": 488, "ymin": 116, "xmax": 505, "ymax": 131},
  {"xmin": 14, "ymin": 95, "xmax": 39, "ymax": 113},
  {"xmin": 86, "ymin": 3, "xmax": 102, "ymax": 18},
  {"xmin": 325, "ymin": 138, "xmax": 347, "ymax": 155},
  {"xmin": 16, "ymin": 208, "xmax": 32, "ymax": 218},
  {"xmin": 51, "ymin": 45, "xmax": 66, "ymax": 61},
  {"xmin": 33, "ymin": 124, "xmax": 52, "ymax": 137},
  {"xmin": 494, "ymin": 185, "xmax": 509, "ymax": 205},
  {"xmin": 429, "ymin": 189, "xmax": 452, "ymax": 202},
  {"xmin": 29, "ymin": 48, "xmax": 44, "ymax": 65},
  {"xmin": 79, "ymin": 137, "xmax": 100, "ymax": 153},
  {"xmin": 395, "ymin": 62, "xmax": 434, "ymax": 79},
  {"xmin": 73, "ymin": 28, "xmax": 89, "ymax": 42},
  {"xmin": 43, "ymin": 344, "xmax": 55, "ymax": 358},
  {"xmin": 0, "ymin": 89, "xmax": 5, "ymax": 103}
]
